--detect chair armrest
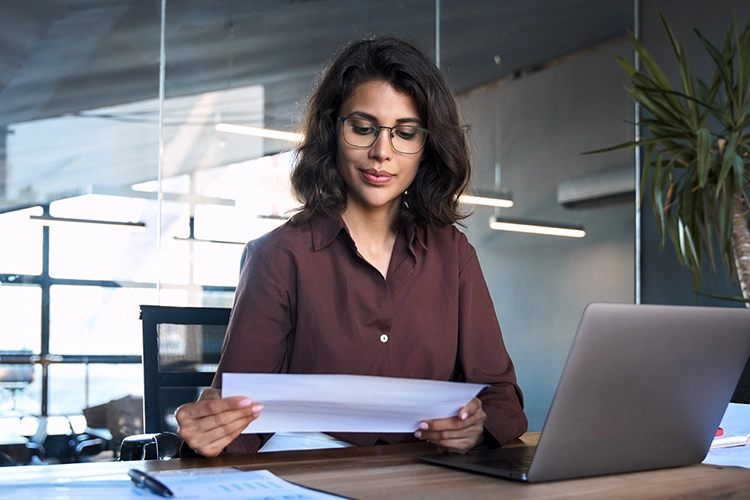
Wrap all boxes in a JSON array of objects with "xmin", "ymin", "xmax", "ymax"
[{"xmin": 119, "ymin": 432, "xmax": 182, "ymax": 461}]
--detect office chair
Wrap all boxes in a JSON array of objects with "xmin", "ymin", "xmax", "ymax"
[
  {"xmin": 0, "ymin": 363, "xmax": 46, "ymax": 465},
  {"xmin": 0, "ymin": 364, "xmax": 33, "ymax": 412},
  {"xmin": 120, "ymin": 431, "xmax": 183, "ymax": 461},
  {"xmin": 120, "ymin": 305, "xmax": 231, "ymax": 460}
]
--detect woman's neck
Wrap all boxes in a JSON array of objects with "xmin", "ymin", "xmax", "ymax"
[{"xmin": 340, "ymin": 202, "xmax": 399, "ymax": 278}]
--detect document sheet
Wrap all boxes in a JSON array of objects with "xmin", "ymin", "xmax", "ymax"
[
  {"xmin": 0, "ymin": 468, "xmax": 346, "ymax": 499},
  {"xmin": 703, "ymin": 402, "xmax": 750, "ymax": 468},
  {"xmin": 222, "ymin": 373, "xmax": 487, "ymax": 433},
  {"xmin": 149, "ymin": 469, "xmax": 346, "ymax": 499}
]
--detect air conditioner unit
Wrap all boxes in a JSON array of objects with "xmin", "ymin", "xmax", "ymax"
[{"xmin": 557, "ymin": 167, "xmax": 635, "ymax": 208}]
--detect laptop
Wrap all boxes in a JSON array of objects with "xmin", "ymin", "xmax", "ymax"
[{"xmin": 416, "ymin": 302, "xmax": 750, "ymax": 482}]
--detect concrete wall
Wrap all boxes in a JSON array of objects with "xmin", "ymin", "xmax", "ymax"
[{"xmin": 457, "ymin": 40, "xmax": 636, "ymax": 431}]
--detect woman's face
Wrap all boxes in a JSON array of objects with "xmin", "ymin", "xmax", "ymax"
[{"xmin": 335, "ymin": 80, "xmax": 424, "ymax": 217}]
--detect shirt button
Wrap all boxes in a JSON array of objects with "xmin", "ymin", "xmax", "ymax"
[{"xmin": 380, "ymin": 334, "xmax": 389, "ymax": 343}]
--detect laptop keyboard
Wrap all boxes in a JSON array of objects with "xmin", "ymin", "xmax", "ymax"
[{"xmin": 470, "ymin": 455, "xmax": 533, "ymax": 471}]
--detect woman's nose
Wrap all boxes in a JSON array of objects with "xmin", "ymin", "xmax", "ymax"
[{"xmin": 369, "ymin": 129, "xmax": 392, "ymax": 160}]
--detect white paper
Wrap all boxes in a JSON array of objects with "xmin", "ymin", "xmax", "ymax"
[
  {"xmin": 710, "ymin": 402, "xmax": 750, "ymax": 449},
  {"xmin": 156, "ymin": 469, "xmax": 345, "ymax": 499},
  {"xmin": 222, "ymin": 373, "xmax": 487, "ymax": 433},
  {"xmin": 704, "ymin": 403, "xmax": 750, "ymax": 468},
  {"xmin": 0, "ymin": 469, "xmax": 344, "ymax": 500}
]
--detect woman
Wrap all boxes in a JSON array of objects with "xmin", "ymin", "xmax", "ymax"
[{"xmin": 175, "ymin": 36, "xmax": 527, "ymax": 457}]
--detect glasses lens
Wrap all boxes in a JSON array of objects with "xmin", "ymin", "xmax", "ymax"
[
  {"xmin": 341, "ymin": 117, "xmax": 428, "ymax": 154},
  {"xmin": 342, "ymin": 118, "xmax": 378, "ymax": 148},
  {"xmin": 391, "ymin": 125, "xmax": 427, "ymax": 154}
]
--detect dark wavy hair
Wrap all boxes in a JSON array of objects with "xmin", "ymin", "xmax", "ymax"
[{"xmin": 290, "ymin": 36, "xmax": 472, "ymax": 228}]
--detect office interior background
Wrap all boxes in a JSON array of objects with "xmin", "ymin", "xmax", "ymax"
[{"xmin": 0, "ymin": 0, "xmax": 748, "ymax": 455}]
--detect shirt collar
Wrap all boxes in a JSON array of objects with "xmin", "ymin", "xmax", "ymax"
[
  {"xmin": 310, "ymin": 212, "xmax": 347, "ymax": 251},
  {"xmin": 310, "ymin": 211, "xmax": 427, "ymax": 255},
  {"xmin": 405, "ymin": 222, "xmax": 427, "ymax": 256}
]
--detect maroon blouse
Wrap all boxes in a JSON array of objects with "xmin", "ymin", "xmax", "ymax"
[{"xmin": 213, "ymin": 212, "xmax": 527, "ymax": 453}]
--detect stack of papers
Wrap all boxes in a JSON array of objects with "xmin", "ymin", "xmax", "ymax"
[
  {"xmin": 222, "ymin": 373, "xmax": 487, "ymax": 433},
  {"xmin": 704, "ymin": 403, "xmax": 750, "ymax": 468},
  {"xmin": 0, "ymin": 468, "xmax": 345, "ymax": 499},
  {"xmin": 148, "ymin": 469, "xmax": 345, "ymax": 499},
  {"xmin": 710, "ymin": 403, "xmax": 750, "ymax": 450}
]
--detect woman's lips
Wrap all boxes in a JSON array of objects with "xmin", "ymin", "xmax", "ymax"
[{"xmin": 361, "ymin": 169, "xmax": 394, "ymax": 185}]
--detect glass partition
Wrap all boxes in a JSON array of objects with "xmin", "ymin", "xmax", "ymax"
[
  {"xmin": 0, "ymin": 1, "xmax": 162, "ymax": 441},
  {"xmin": 159, "ymin": 0, "xmax": 437, "ymax": 307},
  {"xmin": 0, "ymin": 0, "xmax": 436, "ymax": 453}
]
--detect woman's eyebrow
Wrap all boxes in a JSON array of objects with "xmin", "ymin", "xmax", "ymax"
[{"xmin": 345, "ymin": 110, "xmax": 423, "ymax": 125}]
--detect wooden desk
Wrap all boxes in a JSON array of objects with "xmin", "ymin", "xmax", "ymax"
[{"xmin": 2, "ymin": 433, "xmax": 749, "ymax": 499}]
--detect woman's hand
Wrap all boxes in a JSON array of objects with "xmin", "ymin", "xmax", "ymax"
[
  {"xmin": 414, "ymin": 397, "xmax": 486, "ymax": 454},
  {"xmin": 175, "ymin": 388, "xmax": 264, "ymax": 457}
]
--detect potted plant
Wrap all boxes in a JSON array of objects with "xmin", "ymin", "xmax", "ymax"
[{"xmin": 587, "ymin": 12, "xmax": 750, "ymax": 303}]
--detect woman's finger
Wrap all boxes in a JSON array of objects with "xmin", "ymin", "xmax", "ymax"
[
  {"xmin": 417, "ymin": 400, "xmax": 486, "ymax": 434},
  {"xmin": 414, "ymin": 398, "xmax": 486, "ymax": 453},
  {"xmin": 184, "ymin": 412, "xmax": 260, "ymax": 456},
  {"xmin": 175, "ymin": 395, "xmax": 264, "ymax": 457},
  {"xmin": 417, "ymin": 419, "xmax": 484, "ymax": 442},
  {"xmin": 456, "ymin": 397, "xmax": 482, "ymax": 421},
  {"xmin": 176, "ymin": 395, "xmax": 252, "ymax": 421}
]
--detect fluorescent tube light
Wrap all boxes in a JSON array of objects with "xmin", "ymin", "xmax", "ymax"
[
  {"xmin": 257, "ymin": 214, "xmax": 290, "ymax": 220},
  {"xmin": 29, "ymin": 215, "xmax": 147, "ymax": 232},
  {"xmin": 489, "ymin": 216, "xmax": 585, "ymax": 238},
  {"xmin": 459, "ymin": 191, "xmax": 514, "ymax": 208},
  {"xmin": 174, "ymin": 236, "xmax": 245, "ymax": 245},
  {"xmin": 215, "ymin": 123, "xmax": 303, "ymax": 142}
]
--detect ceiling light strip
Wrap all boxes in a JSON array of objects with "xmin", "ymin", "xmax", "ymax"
[
  {"xmin": 215, "ymin": 123, "xmax": 303, "ymax": 142},
  {"xmin": 489, "ymin": 216, "xmax": 585, "ymax": 238},
  {"xmin": 459, "ymin": 194, "xmax": 514, "ymax": 208},
  {"xmin": 173, "ymin": 236, "xmax": 245, "ymax": 245},
  {"xmin": 29, "ymin": 215, "xmax": 147, "ymax": 232}
]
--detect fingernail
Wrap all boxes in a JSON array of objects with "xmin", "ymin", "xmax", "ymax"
[
  {"xmin": 419, "ymin": 421, "xmax": 429, "ymax": 430},
  {"xmin": 414, "ymin": 431, "xmax": 422, "ymax": 438},
  {"xmin": 252, "ymin": 403, "xmax": 264, "ymax": 413},
  {"xmin": 461, "ymin": 412, "xmax": 468, "ymax": 420},
  {"xmin": 238, "ymin": 398, "xmax": 252, "ymax": 407}
]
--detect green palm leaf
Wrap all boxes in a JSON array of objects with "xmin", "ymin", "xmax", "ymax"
[
  {"xmin": 696, "ymin": 128, "xmax": 712, "ymax": 187},
  {"xmin": 659, "ymin": 12, "xmax": 700, "ymax": 129},
  {"xmin": 584, "ymin": 11, "xmax": 750, "ymax": 300}
]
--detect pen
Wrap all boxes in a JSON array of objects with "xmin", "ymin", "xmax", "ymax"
[{"xmin": 128, "ymin": 468, "xmax": 174, "ymax": 497}]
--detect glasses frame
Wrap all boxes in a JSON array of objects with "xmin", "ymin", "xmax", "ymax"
[{"xmin": 337, "ymin": 116, "xmax": 429, "ymax": 155}]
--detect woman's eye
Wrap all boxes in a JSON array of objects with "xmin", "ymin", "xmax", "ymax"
[
  {"xmin": 350, "ymin": 121, "xmax": 376, "ymax": 135},
  {"xmin": 395, "ymin": 127, "xmax": 418, "ymax": 140}
]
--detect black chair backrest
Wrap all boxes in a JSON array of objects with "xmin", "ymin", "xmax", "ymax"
[{"xmin": 140, "ymin": 305, "xmax": 231, "ymax": 433}]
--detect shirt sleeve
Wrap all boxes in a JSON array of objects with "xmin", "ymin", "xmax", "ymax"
[
  {"xmin": 211, "ymin": 238, "xmax": 295, "ymax": 454},
  {"xmin": 457, "ymin": 238, "xmax": 528, "ymax": 445}
]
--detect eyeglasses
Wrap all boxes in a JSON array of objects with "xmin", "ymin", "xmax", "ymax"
[{"xmin": 338, "ymin": 116, "xmax": 429, "ymax": 155}]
